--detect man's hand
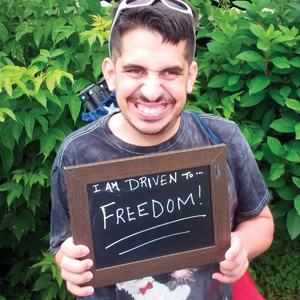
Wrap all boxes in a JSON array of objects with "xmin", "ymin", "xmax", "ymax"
[
  {"xmin": 212, "ymin": 233, "xmax": 249, "ymax": 283},
  {"xmin": 56, "ymin": 237, "xmax": 94, "ymax": 297}
]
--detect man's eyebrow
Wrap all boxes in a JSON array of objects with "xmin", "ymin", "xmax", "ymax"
[
  {"xmin": 122, "ymin": 64, "xmax": 145, "ymax": 71},
  {"xmin": 161, "ymin": 66, "xmax": 184, "ymax": 73}
]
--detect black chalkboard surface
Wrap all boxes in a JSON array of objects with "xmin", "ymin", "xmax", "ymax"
[{"xmin": 65, "ymin": 145, "xmax": 230, "ymax": 288}]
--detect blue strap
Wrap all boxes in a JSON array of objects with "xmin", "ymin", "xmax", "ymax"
[{"xmin": 191, "ymin": 111, "xmax": 221, "ymax": 145}]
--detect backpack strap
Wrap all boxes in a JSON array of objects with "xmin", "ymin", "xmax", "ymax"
[{"xmin": 191, "ymin": 111, "xmax": 221, "ymax": 145}]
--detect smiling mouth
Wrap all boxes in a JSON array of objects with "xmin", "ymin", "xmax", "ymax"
[{"xmin": 136, "ymin": 103, "xmax": 167, "ymax": 115}]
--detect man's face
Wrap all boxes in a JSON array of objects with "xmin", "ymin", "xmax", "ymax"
[{"xmin": 104, "ymin": 28, "xmax": 197, "ymax": 144}]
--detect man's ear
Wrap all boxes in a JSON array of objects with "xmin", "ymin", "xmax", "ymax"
[
  {"xmin": 102, "ymin": 58, "xmax": 116, "ymax": 91},
  {"xmin": 186, "ymin": 61, "xmax": 198, "ymax": 94}
]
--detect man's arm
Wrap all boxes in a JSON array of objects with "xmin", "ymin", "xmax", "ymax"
[
  {"xmin": 213, "ymin": 205, "xmax": 274, "ymax": 283},
  {"xmin": 55, "ymin": 237, "xmax": 95, "ymax": 297}
]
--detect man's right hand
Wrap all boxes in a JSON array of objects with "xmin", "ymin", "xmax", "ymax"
[{"xmin": 55, "ymin": 237, "xmax": 94, "ymax": 297}]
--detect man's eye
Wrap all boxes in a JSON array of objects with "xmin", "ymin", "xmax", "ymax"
[
  {"xmin": 129, "ymin": 69, "xmax": 143, "ymax": 74},
  {"xmin": 161, "ymin": 70, "xmax": 179, "ymax": 78}
]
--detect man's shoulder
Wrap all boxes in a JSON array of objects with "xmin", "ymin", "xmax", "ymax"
[
  {"xmin": 184, "ymin": 111, "xmax": 239, "ymax": 141},
  {"xmin": 54, "ymin": 116, "xmax": 107, "ymax": 169}
]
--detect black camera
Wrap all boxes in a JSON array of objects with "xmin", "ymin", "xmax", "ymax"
[{"xmin": 79, "ymin": 77, "xmax": 111, "ymax": 111}]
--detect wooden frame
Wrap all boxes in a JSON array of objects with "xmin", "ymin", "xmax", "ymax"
[{"xmin": 65, "ymin": 144, "xmax": 230, "ymax": 288}]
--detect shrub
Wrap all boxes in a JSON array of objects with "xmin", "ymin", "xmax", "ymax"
[
  {"xmin": 189, "ymin": 0, "xmax": 300, "ymax": 240},
  {"xmin": 0, "ymin": 0, "xmax": 112, "ymax": 298}
]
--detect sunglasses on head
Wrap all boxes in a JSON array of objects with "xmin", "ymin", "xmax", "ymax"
[{"xmin": 108, "ymin": 0, "xmax": 194, "ymax": 57}]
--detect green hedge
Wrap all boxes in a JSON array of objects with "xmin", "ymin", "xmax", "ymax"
[
  {"xmin": 0, "ymin": 0, "xmax": 299, "ymax": 299},
  {"xmin": 0, "ymin": 0, "xmax": 112, "ymax": 298},
  {"xmin": 189, "ymin": 0, "xmax": 300, "ymax": 239}
]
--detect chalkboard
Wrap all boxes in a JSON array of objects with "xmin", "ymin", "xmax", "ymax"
[{"xmin": 65, "ymin": 145, "xmax": 230, "ymax": 288}]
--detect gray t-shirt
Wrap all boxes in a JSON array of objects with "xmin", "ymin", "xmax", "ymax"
[{"xmin": 50, "ymin": 111, "xmax": 269, "ymax": 300}]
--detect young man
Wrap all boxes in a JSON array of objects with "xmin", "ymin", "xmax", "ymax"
[{"xmin": 50, "ymin": 0, "xmax": 274, "ymax": 299}]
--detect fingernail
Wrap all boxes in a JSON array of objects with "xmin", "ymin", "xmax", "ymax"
[
  {"xmin": 87, "ymin": 260, "xmax": 93, "ymax": 269},
  {"xmin": 82, "ymin": 248, "xmax": 90, "ymax": 256},
  {"xmin": 87, "ymin": 287, "xmax": 94, "ymax": 295},
  {"xmin": 212, "ymin": 274, "xmax": 216, "ymax": 280},
  {"xmin": 87, "ymin": 273, "xmax": 93, "ymax": 281}
]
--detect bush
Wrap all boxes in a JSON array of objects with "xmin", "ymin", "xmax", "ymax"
[
  {"xmin": 0, "ymin": 0, "xmax": 112, "ymax": 298},
  {"xmin": 253, "ymin": 229, "xmax": 300, "ymax": 299},
  {"xmin": 189, "ymin": 0, "xmax": 300, "ymax": 240},
  {"xmin": 188, "ymin": 0, "xmax": 300, "ymax": 296}
]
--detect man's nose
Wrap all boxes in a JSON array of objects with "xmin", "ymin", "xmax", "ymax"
[{"xmin": 140, "ymin": 76, "xmax": 163, "ymax": 101}]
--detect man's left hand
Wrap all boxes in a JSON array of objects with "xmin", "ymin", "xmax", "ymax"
[{"xmin": 212, "ymin": 233, "xmax": 249, "ymax": 283}]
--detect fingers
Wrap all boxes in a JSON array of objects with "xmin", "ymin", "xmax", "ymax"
[
  {"xmin": 61, "ymin": 237, "xmax": 90, "ymax": 259},
  {"xmin": 212, "ymin": 234, "xmax": 249, "ymax": 283},
  {"xmin": 61, "ymin": 257, "xmax": 93, "ymax": 277},
  {"xmin": 59, "ymin": 237, "xmax": 94, "ymax": 297},
  {"xmin": 67, "ymin": 281, "xmax": 94, "ymax": 298}
]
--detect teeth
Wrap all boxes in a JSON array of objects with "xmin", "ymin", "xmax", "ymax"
[{"xmin": 137, "ymin": 104, "xmax": 166, "ymax": 114}]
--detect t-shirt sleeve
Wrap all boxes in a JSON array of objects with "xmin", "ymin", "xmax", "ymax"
[
  {"xmin": 226, "ymin": 125, "xmax": 269, "ymax": 218},
  {"xmin": 50, "ymin": 151, "xmax": 72, "ymax": 255},
  {"xmin": 203, "ymin": 115, "xmax": 270, "ymax": 219}
]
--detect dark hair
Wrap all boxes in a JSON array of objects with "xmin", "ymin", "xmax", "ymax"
[{"xmin": 110, "ymin": 1, "xmax": 197, "ymax": 64}]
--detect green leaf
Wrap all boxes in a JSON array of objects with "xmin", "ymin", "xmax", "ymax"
[
  {"xmin": 286, "ymin": 98, "xmax": 300, "ymax": 113},
  {"xmin": 43, "ymin": 283, "xmax": 58, "ymax": 300},
  {"xmin": 271, "ymin": 56, "xmax": 290, "ymax": 69},
  {"xmin": 93, "ymin": 51, "xmax": 107, "ymax": 80},
  {"xmin": 287, "ymin": 208, "xmax": 300, "ymax": 239},
  {"xmin": 207, "ymin": 41, "xmax": 229, "ymax": 56},
  {"xmin": 33, "ymin": 274, "xmax": 54, "ymax": 291},
  {"xmin": 72, "ymin": 78, "xmax": 91, "ymax": 94},
  {"xmin": 285, "ymin": 151, "xmax": 300, "ymax": 162},
  {"xmin": 292, "ymin": 176, "xmax": 300, "ymax": 189},
  {"xmin": 270, "ymin": 118, "xmax": 297, "ymax": 133},
  {"xmin": 272, "ymin": 200, "xmax": 292, "ymax": 219},
  {"xmin": 7, "ymin": 184, "xmax": 23, "ymax": 207},
  {"xmin": 54, "ymin": 26, "xmax": 76, "ymax": 45},
  {"xmin": 240, "ymin": 91, "xmax": 265, "ymax": 107},
  {"xmin": 3, "ymin": 77, "xmax": 12, "ymax": 97},
  {"xmin": 277, "ymin": 185, "xmax": 297, "ymax": 201},
  {"xmin": 236, "ymin": 50, "xmax": 264, "ymax": 62},
  {"xmin": 50, "ymin": 49, "xmax": 65, "ymax": 58},
  {"xmin": 208, "ymin": 74, "xmax": 229, "ymax": 88},
  {"xmin": 0, "ymin": 145, "xmax": 14, "ymax": 174},
  {"xmin": 68, "ymin": 94, "xmax": 81, "ymax": 123},
  {"xmin": 269, "ymin": 163, "xmax": 285, "ymax": 181},
  {"xmin": 270, "ymin": 90, "xmax": 285, "ymax": 106},
  {"xmin": 291, "ymin": 72, "xmax": 300, "ymax": 87},
  {"xmin": 2, "ymin": 130, "xmax": 15, "ymax": 151},
  {"xmin": 11, "ymin": 119, "xmax": 23, "ymax": 143},
  {"xmin": 294, "ymin": 195, "xmax": 300, "ymax": 215},
  {"xmin": 289, "ymin": 56, "xmax": 300, "ymax": 67},
  {"xmin": 228, "ymin": 75, "xmax": 240, "ymax": 86},
  {"xmin": 248, "ymin": 75, "xmax": 270, "ymax": 95},
  {"xmin": 15, "ymin": 24, "xmax": 35, "ymax": 41},
  {"xmin": 295, "ymin": 122, "xmax": 300, "ymax": 140},
  {"xmin": 46, "ymin": 73, "xmax": 56, "ymax": 94},
  {"xmin": 24, "ymin": 113, "xmax": 35, "ymax": 139},
  {"xmin": 40, "ymin": 134, "xmax": 56, "ymax": 157},
  {"xmin": 232, "ymin": 1, "xmax": 253, "ymax": 10},
  {"xmin": 34, "ymin": 27, "xmax": 44, "ymax": 47},
  {"xmin": 267, "ymin": 137, "xmax": 285, "ymax": 157},
  {"xmin": 33, "ymin": 90, "xmax": 48, "ymax": 109},
  {"xmin": 0, "ymin": 107, "xmax": 16, "ymax": 121},
  {"xmin": 280, "ymin": 86, "xmax": 291, "ymax": 98},
  {"xmin": 0, "ymin": 23, "xmax": 8, "ymax": 44}
]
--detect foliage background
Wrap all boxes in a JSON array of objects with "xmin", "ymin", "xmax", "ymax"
[{"xmin": 0, "ymin": 0, "xmax": 299, "ymax": 299}]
